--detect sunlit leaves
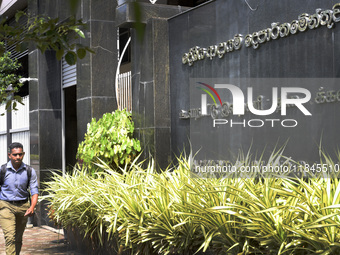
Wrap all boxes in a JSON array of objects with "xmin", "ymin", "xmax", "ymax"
[
  {"xmin": 1, "ymin": 11, "xmax": 93, "ymax": 65},
  {"xmin": 43, "ymin": 151, "xmax": 340, "ymax": 254},
  {"xmin": 73, "ymin": 28, "xmax": 85, "ymax": 38},
  {"xmin": 15, "ymin": 11, "xmax": 25, "ymax": 22},
  {"xmin": 77, "ymin": 109, "xmax": 141, "ymax": 174},
  {"xmin": 0, "ymin": 48, "xmax": 23, "ymax": 110},
  {"xmin": 0, "ymin": 9, "xmax": 95, "ymax": 112}
]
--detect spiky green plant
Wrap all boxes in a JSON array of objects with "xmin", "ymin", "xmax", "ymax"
[
  {"xmin": 43, "ymin": 168, "xmax": 114, "ymax": 252},
  {"xmin": 42, "ymin": 148, "xmax": 340, "ymax": 255}
]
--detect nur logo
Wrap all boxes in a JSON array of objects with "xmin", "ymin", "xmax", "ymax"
[{"xmin": 197, "ymin": 82, "xmax": 312, "ymax": 116}]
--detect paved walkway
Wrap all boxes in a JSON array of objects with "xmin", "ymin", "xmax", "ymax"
[{"xmin": 0, "ymin": 225, "xmax": 83, "ymax": 255}]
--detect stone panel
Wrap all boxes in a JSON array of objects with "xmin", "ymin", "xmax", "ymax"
[
  {"xmin": 153, "ymin": 19, "xmax": 171, "ymax": 128},
  {"xmin": 28, "ymin": 49, "xmax": 39, "ymax": 112},
  {"xmin": 90, "ymin": 20, "xmax": 118, "ymax": 97},
  {"xmin": 29, "ymin": 110, "xmax": 39, "ymax": 166},
  {"xmin": 38, "ymin": 51, "xmax": 61, "ymax": 110},
  {"xmin": 168, "ymin": 11, "xmax": 190, "ymax": 157},
  {"xmin": 77, "ymin": 54, "xmax": 92, "ymax": 100},
  {"xmin": 38, "ymin": 110, "xmax": 62, "ymax": 169},
  {"xmin": 90, "ymin": 0, "xmax": 116, "ymax": 21},
  {"xmin": 169, "ymin": 0, "xmax": 340, "ymax": 164},
  {"xmin": 154, "ymin": 127, "xmax": 171, "ymax": 169},
  {"xmin": 92, "ymin": 96, "xmax": 117, "ymax": 120},
  {"xmin": 76, "ymin": 97, "xmax": 92, "ymax": 144}
]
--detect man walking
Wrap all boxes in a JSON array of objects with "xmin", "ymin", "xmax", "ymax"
[{"xmin": 0, "ymin": 142, "xmax": 39, "ymax": 255}]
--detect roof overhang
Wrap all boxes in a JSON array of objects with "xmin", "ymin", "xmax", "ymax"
[{"xmin": 0, "ymin": 0, "xmax": 27, "ymax": 19}]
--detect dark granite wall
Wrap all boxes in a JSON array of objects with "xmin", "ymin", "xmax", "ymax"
[
  {"xmin": 169, "ymin": 0, "xmax": 340, "ymax": 163},
  {"xmin": 132, "ymin": 18, "xmax": 172, "ymax": 169},
  {"xmin": 76, "ymin": 0, "xmax": 118, "ymax": 142},
  {"xmin": 28, "ymin": 0, "xmax": 119, "ymax": 225},
  {"xmin": 27, "ymin": 0, "xmax": 189, "ymax": 225},
  {"xmin": 125, "ymin": 3, "xmax": 189, "ymax": 169}
]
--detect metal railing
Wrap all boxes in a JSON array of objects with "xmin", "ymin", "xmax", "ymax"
[
  {"xmin": 117, "ymin": 71, "xmax": 132, "ymax": 112},
  {"xmin": 115, "ymin": 36, "xmax": 132, "ymax": 112}
]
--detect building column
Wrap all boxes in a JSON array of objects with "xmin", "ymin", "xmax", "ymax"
[
  {"xmin": 76, "ymin": 0, "xmax": 119, "ymax": 143},
  {"xmin": 29, "ymin": 49, "xmax": 62, "ymax": 226},
  {"xmin": 117, "ymin": 2, "xmax": 187, "ymax": 169}
]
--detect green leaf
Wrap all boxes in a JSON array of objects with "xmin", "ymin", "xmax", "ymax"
[
  {"xmin": 13, "ymin": 95, "xmax": 24, "ymax": 105},
  {"xmin": 16, "ymin": 42, "xmax": 28, "ymax": 53},
  {"xmin": 85, "ymin": 47, "xmax": 95, "ymax": 54},
  {"xmin": 77, "ymin": 48, "xmax": 86, "ymax": 59},
  {"xmin": 15, "ymin": 11, "xmax": 25, "ymax": 22},
  {"xmin": 37, "ymin": 44, "xmax": 48, "ymax": 54},
  {"xmin": 65, "ymin": 51, "xmax": 77, "ymax": 65},
  {"xmin": 74, "ymin": 28, "xmax": 85, "ymax": 38},
  {"xmin": 0, "ymin": 44, "xmax": 5, "ymax": 57},
  {"xmin": 56, "ymin": 49, "xmax": 64, "ymax": 60},
  {"xmin": 76, "ymin": 109, "xmax": 141, "ymax": 172}
]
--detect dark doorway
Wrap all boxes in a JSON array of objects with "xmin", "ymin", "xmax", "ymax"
[{"xmin": 64, "ymin": 86, "xmax": 78, "ymax": 171}]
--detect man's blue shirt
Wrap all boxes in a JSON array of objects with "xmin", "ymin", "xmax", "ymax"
[{"xmin": 0, "ymin": 161, "xmax": 39, "ymax": 201}]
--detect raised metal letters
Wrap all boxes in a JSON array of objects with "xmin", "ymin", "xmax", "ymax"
[
  {"xmin": 182, "ymin": 4, "xmax": 340, "ymax": 66},
  {"xmin": 182, "ymin": 34, "xmax": 244, "ymax": 66}
]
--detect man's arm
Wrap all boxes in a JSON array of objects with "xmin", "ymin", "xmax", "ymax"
[{"xmin": 24, "ymin": 193, "xmax": 38, "ymax": 217}]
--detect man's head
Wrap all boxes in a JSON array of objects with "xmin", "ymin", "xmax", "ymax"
[{"xmin": 8, "ymin": 142, "xmax": 25, "ymax": 169}]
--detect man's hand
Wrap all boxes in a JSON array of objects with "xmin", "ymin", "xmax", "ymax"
[
  {"xmin": 24, "ymin": 193, "xmax": 38, "ymax": 217},
  {"xmin": 24, "ymin": 207, "xmax": 35, "ymax": 217}
]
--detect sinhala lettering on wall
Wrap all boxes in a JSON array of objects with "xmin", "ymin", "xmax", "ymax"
[{"xmin": 182, "ymin": 3, "xmax": 340, "ymax": 66}]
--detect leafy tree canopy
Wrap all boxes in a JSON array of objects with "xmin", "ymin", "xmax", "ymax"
[
  {"xmin": 0, "ymin": 0, "xmax": 93, "ymax": 111},
  {"xmin": 0, "ymin": 45, "xmax": 23, "ymax": 113},
  {"xmin": 0, "ymin": 11, "xmax": 93, "ymax": 65}
]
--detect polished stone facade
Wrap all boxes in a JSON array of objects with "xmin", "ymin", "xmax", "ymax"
[
  {"xmin": 117, "ymin": 2, "xmax": 188, "ymax": 168},
  {"xmin": 15, "ymin": 0, "xmax": 340, "ymax": 224},
  {"xmin": 25, "ymin": 0, "xmax": 188, "ymax": 225},
  {"xmin": 27, "ymin": 0, "xmax": 119, "ymax": 225},
  {"xmin": 169, "ymin": 0, "xmax": 340, "ymax": 165}
]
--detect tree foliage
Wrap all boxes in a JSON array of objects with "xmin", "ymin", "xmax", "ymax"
[
  {"xmin": 0, "ymin": 0, "xmax": 93, "ymax": 111},
  {"xmin": 77, "ymin": 110, "xmax": 142, "ymax": 174},
  {"xmin": 0, "ymin": 11, "xmax": 93, "ymax": 65},
  {"xmin": 0, "ymin": 44, "xmax": 23, "ymax": 112}
]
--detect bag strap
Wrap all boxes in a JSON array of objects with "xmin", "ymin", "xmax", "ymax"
[
  {"xmin": 0, "ymin": 164, "xmax": 32, "ymax": 189},
  {"xmin": 0, "ymin": 164, "xmax": 6, "ymax": 186},
  {"xmin": 26, "ymin": 165, "xmax": 32, "ymax": 190}
]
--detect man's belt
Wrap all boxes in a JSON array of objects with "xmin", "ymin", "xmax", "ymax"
[{"xmin": 5, "ymin": 199, "xmax": 28, "ymax": 205}]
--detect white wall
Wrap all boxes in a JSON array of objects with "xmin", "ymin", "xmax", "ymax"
[
  {"xmin": 0, "ymin": 0, "xmax": 27, "ymax": 17},
  {"xmin": 0, "ymin": 103, "xmax": 7, "ymax": 164},
  {"xmin": 0, "ymin": 96, "xmax": 30, "ymax": 165}
]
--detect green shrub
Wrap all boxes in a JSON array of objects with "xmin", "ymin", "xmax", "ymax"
[
  {"xmin": 43, "ymin": 151, "xmax": 340, "ymax": 255},
  {"xmin": 76, "ymin": 109, "xmax": 141, "ymax": 172}
]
